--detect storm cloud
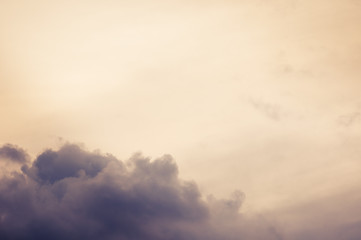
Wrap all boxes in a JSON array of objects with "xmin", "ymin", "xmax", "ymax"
[
  {"xmin": 0, "ymin": 144, "xmax": 280, "ymax": 240},
  {"xmin": 0, "ymin": 144, "xmax": 29, "ymax": 164}
]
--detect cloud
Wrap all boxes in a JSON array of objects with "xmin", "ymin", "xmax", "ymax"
[
  {"xmin": 0, "ymin": 144, "xmax": 281, "ymax": 240},
  {"xmin": 338, "ymin": 111, "xmax": 361, "ymax": 127},
  {"xmin": 248, "ymin": 98, "xmax": 284, "ymax": 121},
  {"xmin": 1, "ymin": 144, "xmax": 361, "ymax": 239},
  {"xmin": 0, "ymin": 144, "xmax": 29, "ymax": 164}
]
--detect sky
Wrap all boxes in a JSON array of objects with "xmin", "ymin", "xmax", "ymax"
[{"xmin": 1, "ymin": 0, "xmax": 361, "ymax": 239}]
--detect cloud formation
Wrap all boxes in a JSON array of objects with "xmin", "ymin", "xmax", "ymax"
[
  {"xmin": 0, "ymin": 144, "xmax": 280, "ymax": 240},
  {"xmin": 1, "ymin": 143, "xmax": 361, "ymax": 240},
  {"xmin": 0, "ymin": 144, "xmax": 29, "ymax": 164}
]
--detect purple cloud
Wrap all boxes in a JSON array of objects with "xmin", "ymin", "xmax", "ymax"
[{"xmin": 0, "ymin": 144, "xmax": 282, "ymax": 240}]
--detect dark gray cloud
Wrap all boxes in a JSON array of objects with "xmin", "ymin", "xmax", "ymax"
[
  {"xmin": 2, "ymin": 143, "xmax": 361, "ymax": 239},
  {"xmin": 0, "ymin": 144, "xmax": 281, "ymax": 240},
  {"xmin": 0, "ymin": 144, "xmax": 29, "ymax": 164}
]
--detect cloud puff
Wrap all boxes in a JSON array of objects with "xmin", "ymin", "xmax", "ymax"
[
  {"xmin": 0, "ymin": 144, "xmax": 29, "ymax": 164},
  {"xmin": 4, "ymin": 143, "xmax": 361, "ymax": 240},
  {"xmin": 0, "ymin": 144, "xmax": 281, "ymax": 240}
]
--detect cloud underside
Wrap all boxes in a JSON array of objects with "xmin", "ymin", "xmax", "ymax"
[
  {"xmin": 0, "ymin": 144, "xmax": 279, "ymax": 240},
  {"xmin": 0, "ymin": 144, "xmax": 29, "ymax": 164},
  {"xmin": 2, "ymin": 143, "xmax": 361, "ymax": 240}
]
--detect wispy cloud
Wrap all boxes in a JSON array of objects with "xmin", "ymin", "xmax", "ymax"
[
  {"xmin": 338, "ymin": 111, "xmax": 361, "ymax": 127},
  {"xmin": 248, "ymin": 98, "xmax": 284, "ymax": 121}
]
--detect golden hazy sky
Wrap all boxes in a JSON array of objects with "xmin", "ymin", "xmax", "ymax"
[{"xmin": 1, "ymin": 0, "xmax": 361, "ymax": 235}]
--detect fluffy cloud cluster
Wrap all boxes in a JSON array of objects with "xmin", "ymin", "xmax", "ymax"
[
  {"xmin": 0, "ymin": 144, "xmax": 281, "ymax": 240},
  {"xmin": 0, "ymin": 144, "xmax": 29, "ymax": 164}
]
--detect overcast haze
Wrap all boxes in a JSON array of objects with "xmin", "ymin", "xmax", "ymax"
[{"xmin": 1, "ymin": 0, "xmax": 361, "ymax": 239}]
